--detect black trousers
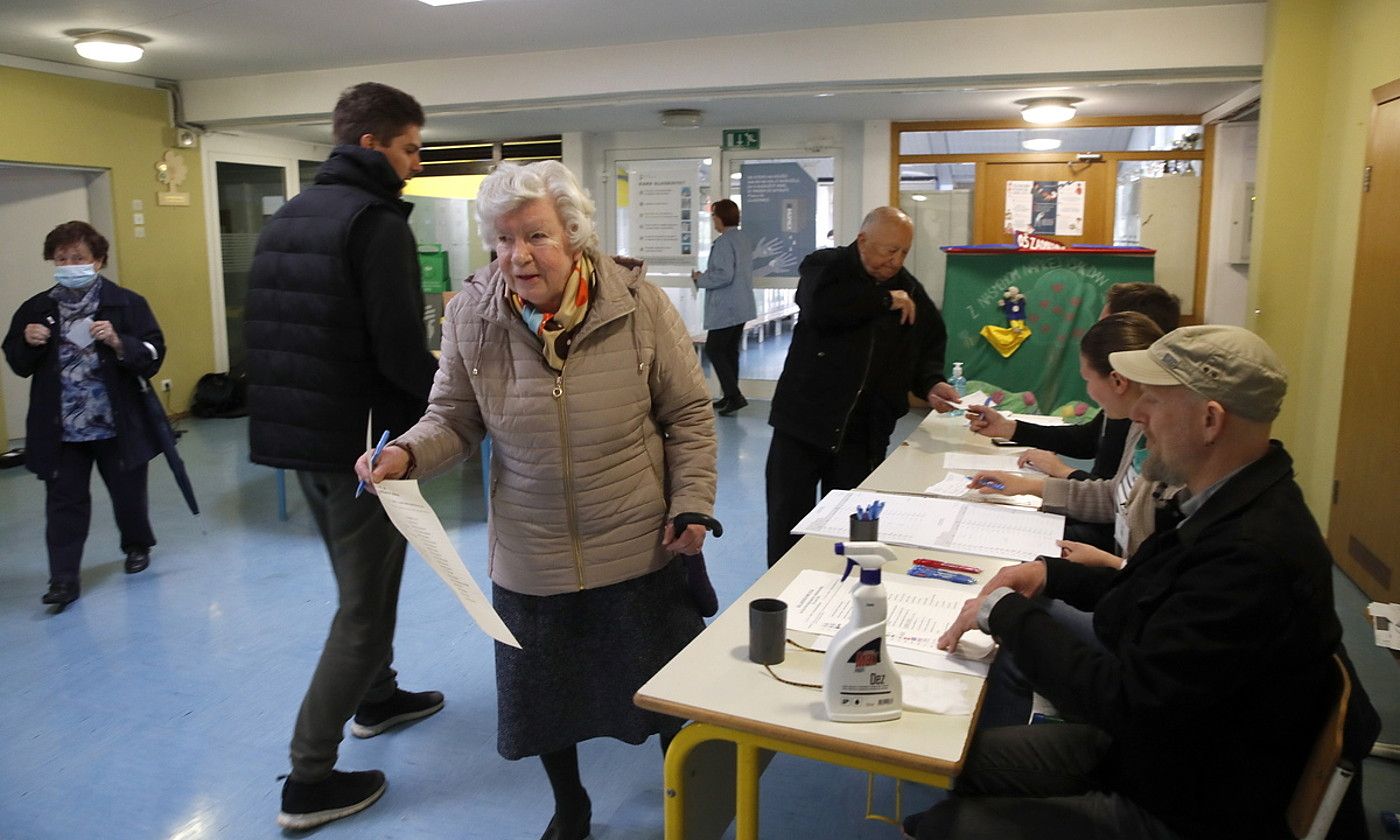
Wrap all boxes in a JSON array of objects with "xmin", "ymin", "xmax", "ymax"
[
  {"xmin": 764, "ymin": 428, "xmax": 886, "ymax": 565},
  {"xmin": 289, "ymin": 470, "xmax": 405, "ymax": 782},
  {"xmin": 704, "ymin": 324, "xmax": 744, "ymax": 403},
  {"xmin": 45, "ymin": 438, "xmax": 154, "ymax": 584}
]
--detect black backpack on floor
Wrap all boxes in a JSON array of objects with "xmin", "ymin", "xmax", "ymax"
[{"xmin": 190, "ymin": 371, "xmax": 248, "ymax": 418}]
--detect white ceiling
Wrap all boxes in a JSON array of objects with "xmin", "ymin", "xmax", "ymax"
[{"xmin": 0, "ymin": 0, "xmax": 1264, "ymax": 142}]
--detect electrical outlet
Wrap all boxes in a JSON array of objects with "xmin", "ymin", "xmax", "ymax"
[{"xmin": 160, "ymin": 379, "xmax": 172, "ymax": 393}]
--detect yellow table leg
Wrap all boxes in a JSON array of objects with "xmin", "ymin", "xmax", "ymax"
[{"xmin": 735, "ymin": 741, "xmax": 761, "ymax": 839}]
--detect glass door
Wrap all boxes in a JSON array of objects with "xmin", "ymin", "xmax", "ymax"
[{"xmin": 214, "ymin": 162, "xmax": 288, "ymax": 372}]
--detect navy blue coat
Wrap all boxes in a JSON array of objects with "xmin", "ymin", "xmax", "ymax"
[{"xmin": 2, "ymin": 279, "xmax": 166, "ymax": 479}]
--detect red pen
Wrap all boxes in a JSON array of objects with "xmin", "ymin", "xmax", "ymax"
[{"xmin": 913, "ymin": 558, "xmax": 983, "ymax": 575}]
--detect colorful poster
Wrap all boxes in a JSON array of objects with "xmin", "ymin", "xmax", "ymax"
[
  {"xmin": 627, "ymin": 161, "xmax": 699, "ymax": 259},
  {"xmin": 1005, "ymin": 180, "xmax": 1085, "ymax": 236}
]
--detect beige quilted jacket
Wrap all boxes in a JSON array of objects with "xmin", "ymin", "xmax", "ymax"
[{"xmin": 395, "ymin": 254, "xmax": 717, "ymax": 596}]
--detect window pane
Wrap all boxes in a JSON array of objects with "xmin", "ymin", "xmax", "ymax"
[
  {"xmin": 899, "ymin": 126, "xmax": 1202, "ymax": 155},
  {"xmin": 899, "ymin": 163, "xmax": 974, "ymax": 306},
  {"xmin": 1115, "ymin": 160, "xmax": 1201, "ymax": 317}
]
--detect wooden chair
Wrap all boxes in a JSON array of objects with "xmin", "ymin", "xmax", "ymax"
[{"xmin": 1286, "ymin": 653, "xmax": 1354, "ymax": 839}]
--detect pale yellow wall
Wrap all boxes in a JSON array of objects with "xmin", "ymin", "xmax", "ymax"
[
  {"xmin": 0, "ymin": 66, "xmax": 213, "ymax": 419},
  {"xmin": 1253, "ymin": 0, "xmax": 1400, "ymax": 528},
  {"xmin": 402, "ymin": 174, "xmax": 484, "ymax": 200}
]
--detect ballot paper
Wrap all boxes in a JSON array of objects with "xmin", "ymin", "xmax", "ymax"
[
  {"xmin": 67, "ymin": 317, "xmax": 94, "ymax": 348},
  {"xmin": 942, "ymin": 452, "xmax": 1030, "ymax": 473},
  {"xmin": 778, "ymin": 569, "xmax": 996, "ymax": 678},
  {"xmin": 1003, "ymin": 412, "xmax": 1068, "ymax": 427},
  {"xmin": 924, "ymin": 471, "xmax": 1041, "ymax": 508},
  {"xmin": 792, "ymin": 489, "xmax": 1063, "ymax": 561},
  {"xmin": 375, "ymin": 480, "xmax": 520, "ymax": 648},
  {"xmin": 1369, "ymin": 602, "xmax": 1400, "ymax": 651},
  {"xmin": 938, "ymin": 389, "xmax": 991, "ymax": 411}
]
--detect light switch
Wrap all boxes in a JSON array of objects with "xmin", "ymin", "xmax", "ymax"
[
  {"xmin": 133, "ymin": 213, "xmax": 145, "ymax": 225},
  {"xmin": 134, "ymin": 226, "xmax": 146, "ymax": 238},
  {"xmin": 132, "ymin": 199, "xmax": 144, "ymax": 211}
]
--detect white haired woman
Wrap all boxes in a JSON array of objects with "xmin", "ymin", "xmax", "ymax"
[{"xmin": 356, "ymin": 160, "xmax": 717, "ymax": 840}]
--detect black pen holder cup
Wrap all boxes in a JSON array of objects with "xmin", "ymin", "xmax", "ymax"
[
  {"xmin": 748, "ymin": 598, "xmax": 788, "ymax": 665},
  {"xmin": 848, "ymin": 514, "xmax": 880, "ymax": 542}
]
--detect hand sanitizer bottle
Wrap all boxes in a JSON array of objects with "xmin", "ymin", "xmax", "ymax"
[
  {"xmin": 950, "ymin": 361, "xmax": 967, "ymax": 417},
  {"xmin": 822, "ymin": 541, "xmax": 902, "ymax": 722}
]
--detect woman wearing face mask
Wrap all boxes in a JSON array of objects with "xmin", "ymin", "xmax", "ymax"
[{"xmin": 2, "ymin": 221, "xmax": 166, "ymax": 609}]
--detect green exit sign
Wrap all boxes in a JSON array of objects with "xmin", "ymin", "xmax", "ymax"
[{"xmin": 723, "ymin": 129, "xmax": 761, "ymax": 150}]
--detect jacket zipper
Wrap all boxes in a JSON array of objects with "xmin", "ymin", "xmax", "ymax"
[
  {"xmin": 552, "ymin": 370, "xmax": 586, "ymax": 589},
  {"xmin": 832, "ymin": 332, "xmax": 877, "ymax": 453}
]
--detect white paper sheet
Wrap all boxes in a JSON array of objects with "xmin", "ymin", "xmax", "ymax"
[
  {"xmin": 940, "ymin": 389, "xmax": 991, "ymax": 411},
  {"xmin": 1004, "ymin": 412, "xmax": 1068, "ymax": 427},
  {"xmin": 1368, "ymin": 602, "xmax": 1400, "ymax": 651},
  {"xmin": 67, "ymin": 317, "xmax": 94, "ymax": 348},
  {"xmin": 942, "ymin": 452, "xmax": 1028, "ymax": 473},
  {"xmin": 792, "ymin": 489, "xmax": 1063, "ymax": 562},
  {"xmin": 375, "ymin": 480, "xmax": 521, "ymax": 648},
  {"xmin": 924, "ymin": 471, "xmax": 1041, "ymax": 508},
  {"xmin": 778, "ymin": 569, "xmax": 995, "ymax": 678}
]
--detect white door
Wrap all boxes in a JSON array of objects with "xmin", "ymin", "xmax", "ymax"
[{"xmin": 0, "ymin": 165, "xmax": 106, "ymax": 445}]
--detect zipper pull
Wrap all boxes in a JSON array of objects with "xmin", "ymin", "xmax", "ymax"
[{"xmin": 552, "ymin": 375, "xmax": 563, "ymax": 399}]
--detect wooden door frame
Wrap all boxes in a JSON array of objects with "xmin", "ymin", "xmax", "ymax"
[{"xmin": 890, "ymin": 116, "xmax": 1213, "ymax": 323}]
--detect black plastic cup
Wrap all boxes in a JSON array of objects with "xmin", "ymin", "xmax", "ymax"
[
  {"xmin": 748, "ymin": 598, "xmax": 787, "ymax": 665},
  {"xmin": 849, "ymin": 514, "xmax": 879, "ymax": 542}
]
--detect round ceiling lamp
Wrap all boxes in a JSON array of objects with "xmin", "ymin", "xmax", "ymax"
[
  {"xmin": 660, "ymin": 109, "xmax": 703, "ymax": 129},
  {"xmin": 1022, "ymin": 137, "xmax": 1063, "ymax": 151},
  {"xmin": 1016, "ymin": 97, "xmax": 1082, "ymax": 125},
  {"xmin": 73, "ymin": 31, "xmax": 146, "ymax": 63}
]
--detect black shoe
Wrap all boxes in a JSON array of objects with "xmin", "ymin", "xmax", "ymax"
[
  {"xmin": 277, "ymin": 769, "xmax": 386, "ymax": 830},
  {"xmin": 41, "ymin": 581, "xmax": 80, "ymax": 607},
  {"xmin": 717, "ymin": 396, "xmax": 748, "ymax": 416},
  {"xmin": 124, "ymin": 550, "xmax": 150, "ymax": 574},
  {"xmin": 711, "ymin": 397, "xmax": 726, "ymax": 405},
  {"xmin": 351, "ymin": 688, "xmax": 444, "ymax": 738},
  {"xmin": 539, "ymin": 801, "xmax": 591, "ymax": 840}
]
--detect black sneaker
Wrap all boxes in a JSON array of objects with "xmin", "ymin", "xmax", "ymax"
[
  {"xmin": 277, "ymin": 769, "xmax": 386, "ymax": 830},
  {"xmin": 351, "ymin": 688, "xmax": 444, "ymax": 739}
]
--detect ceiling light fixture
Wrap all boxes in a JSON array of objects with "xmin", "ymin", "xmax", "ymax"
[
  {"xmin": 73, "ymin": 32, "xmax": 145, "ymax": 63},
  {"xmin": 1022, "ymin": 137, "xmax": 1063, "ymax": 151},
  {"xmin": 660, "ymin": 109, "xmax": 703, "ymax": 129},
  {"xmin": 910, "ymin": 195, "xmax": 928, "ymax": 202},
  {"xmin": 416, "ymin": 0, "xmax": 486, "ymax": 5},
  {"xmin": 1016, "ymin": 97, "xmax": 1082, "ymax": 125}
]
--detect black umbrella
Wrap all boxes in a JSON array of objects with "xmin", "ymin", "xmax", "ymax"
[{"xmin": 138, "ymin": 379, "xmax": 199, "ymax": 515}]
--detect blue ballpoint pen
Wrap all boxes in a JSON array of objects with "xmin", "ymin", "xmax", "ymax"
[
  {"xmin": 356, "ymin": 429, "xmax": 391, "ymax": 498},
  {"xmin": 964, "ymin": 474, "xmax": 1006, "ymax": 491},
  {"xmin": 907, "ymin": 566, "xmax": 977, "ymax": 585}
]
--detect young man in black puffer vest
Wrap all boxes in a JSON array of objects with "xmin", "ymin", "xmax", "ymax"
[{"xmin": 246, "ymin": 82, "xmax": 443, "ymax": 831}]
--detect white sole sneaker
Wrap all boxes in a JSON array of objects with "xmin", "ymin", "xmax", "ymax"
[
  {"xmin": 277, "ymin": 778, "xmax": 387, "ymax": 830},
  {"xmin": 350, "ymin": 696, "xmax": 445, "ymax": 739}
]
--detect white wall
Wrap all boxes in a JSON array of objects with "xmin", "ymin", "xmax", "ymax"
[
  {"xmin": 0, "ymin": 165, "xmax": 109, "ymax": 443},
  {"xmin": 1204, "ymin": 121, "xmax": 1257, "ymax": 326}
]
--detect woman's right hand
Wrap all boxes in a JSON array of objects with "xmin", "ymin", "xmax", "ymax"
[
  {"xmin": 23, "ymin": 323, "xmax": 51, "ymax": 347},
  {"xmin": 964, "ymin": 404, "xmax": 1015, "ymax": 438},
  {"xmin": 1057, "ymin": 540, "xmax": 1125, "ymax": 569},
  {"xmin": 354, "ymin": 444, "xmax": 410, "ymax": 495},
  {"xmin": 967, "ymin": 469, "xmax": 1044, "ymax": 498}
]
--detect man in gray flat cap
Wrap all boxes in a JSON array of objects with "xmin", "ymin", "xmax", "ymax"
[{"xmin": 914, "ymin": 326, "xmax": 1376, "ymax": 840}]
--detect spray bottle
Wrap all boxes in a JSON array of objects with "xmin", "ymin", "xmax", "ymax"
[{"xmin": 822, "ymin": 541, "xmax": 903, "ymax": 722}]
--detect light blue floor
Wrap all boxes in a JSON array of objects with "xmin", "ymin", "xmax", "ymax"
[{"xmin": 0, "ymin": 409, "xmax": 1396, "ymax": 839}]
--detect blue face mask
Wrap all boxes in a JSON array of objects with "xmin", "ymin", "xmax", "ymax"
[{"xmin": 54, "ymin": 263, "xmax": 98, "ymax": 289}]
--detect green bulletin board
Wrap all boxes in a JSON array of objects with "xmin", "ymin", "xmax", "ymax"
[{"xmin": 941, "ymin": 251, "xmax": 1155, "ymax": 411}]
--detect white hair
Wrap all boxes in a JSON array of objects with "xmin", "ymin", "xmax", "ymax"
[{"xmin": 476, "ymin": 161, "xmax": 598, "ymax": 254}]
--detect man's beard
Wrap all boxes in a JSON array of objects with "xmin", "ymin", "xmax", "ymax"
[{"xmin": 1141, "ymin": 451, "xmax": 1188, "ymax": 487}]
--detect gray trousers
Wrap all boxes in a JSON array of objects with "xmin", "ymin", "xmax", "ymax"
[
  {"xmin": 915, "ymin": 724, "xmax": 1182, "ymax": 840},
  {"xmin": 289, "ymin": 470, "xmax": 404, "ymax": 782}
]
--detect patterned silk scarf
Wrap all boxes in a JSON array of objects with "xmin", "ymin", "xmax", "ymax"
[
  {"xmin": 510, "ymin": 253, "xmax": 595, "ymax": 371},
  {"xmin": 49, "ymin": 277, "xmax": 116, "ymax": 441}
]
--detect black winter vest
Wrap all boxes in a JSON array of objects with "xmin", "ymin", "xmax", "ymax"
[{"xmin": 245, "ymin": 147, "xmax": 426, "ymax": 472}]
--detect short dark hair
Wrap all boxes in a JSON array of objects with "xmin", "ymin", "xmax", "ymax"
[
  {"xmin": 331, "ymin": 82, "xmax": 425, "ymax": 146},
  {"xmin": 1105, "ymin": 282, "xmax": 1180, "ymax": 333},
  {"xmin": 1080, "ymin": 311, "xmax": 1163, "ymax": 376},
  {"xmin": 43, "ymin": 220, "xmax": 109, "ymax": 264},
  {"xmin": 711, "ymin": 198, "xmax": 740, "ymax": 228}
]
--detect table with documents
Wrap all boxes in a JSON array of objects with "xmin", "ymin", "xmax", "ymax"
[{"xmin": 634, "ymin": 412, "xmax": 1061, "ymax": 839}]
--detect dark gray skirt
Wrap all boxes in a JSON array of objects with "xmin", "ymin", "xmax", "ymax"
[{"xmin": 493, "ymin": 557, "xmax": 704, "ymax": 760}]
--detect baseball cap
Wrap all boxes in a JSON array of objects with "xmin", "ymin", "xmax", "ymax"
[{"xmin": 1109, "ymin": 325, "xmax": 1288, "ymax": 422}]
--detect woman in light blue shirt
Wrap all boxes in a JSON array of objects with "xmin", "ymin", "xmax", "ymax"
[{"xmin": 691, "ymin": 199, "xmax": 756, "ymax": 415}]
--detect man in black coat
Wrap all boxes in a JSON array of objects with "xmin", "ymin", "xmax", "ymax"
[
  {"xmin": 245, "ymin": 82, "xmax": 442, "ymax": 831},
  {"xmin": 765, "ymin": 207, "xmax": 957, "ymax": 564},
  {"xmin": 919, "ymin": 326, "xmax": 1375, "ymax": 840}
]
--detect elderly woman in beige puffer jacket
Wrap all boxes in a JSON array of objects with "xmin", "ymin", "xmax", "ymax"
[{"xmin": 357, "ymin": 160, "xmax": 716, "ymax": 840}]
